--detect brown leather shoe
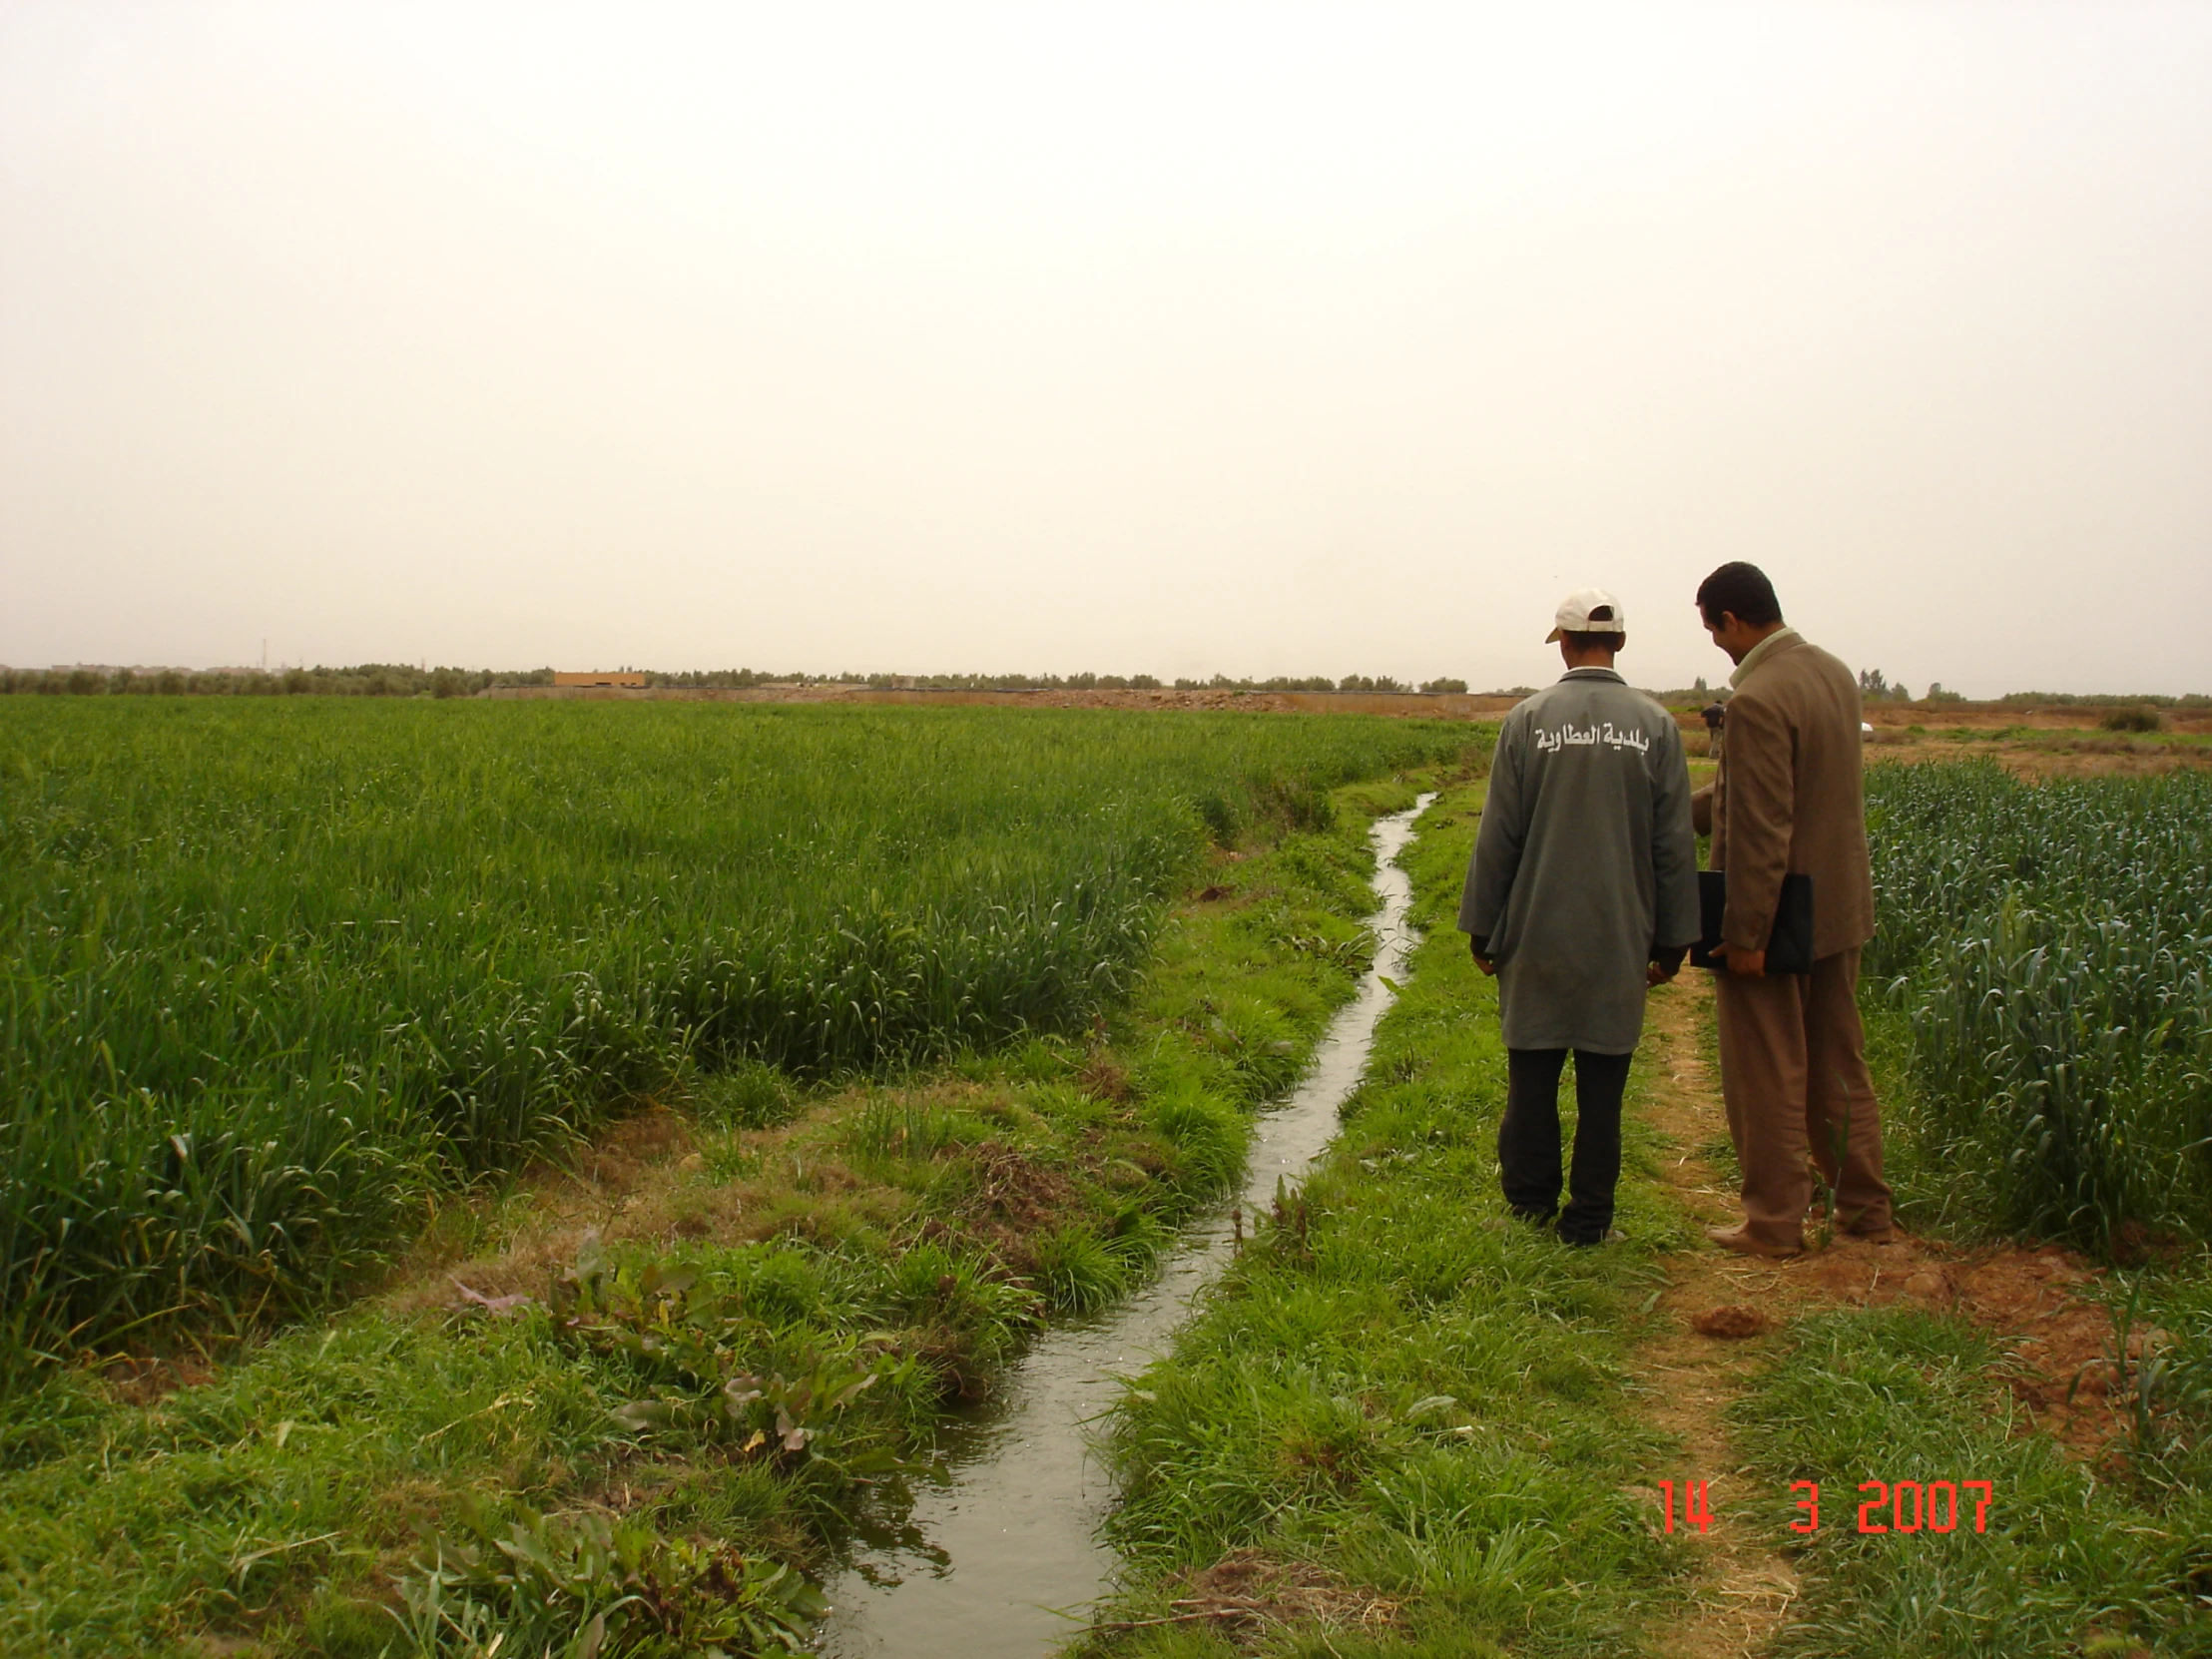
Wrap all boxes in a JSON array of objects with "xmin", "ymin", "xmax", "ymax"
[
  {"xmin": 1706, "ymin": 1223, "xmax": 1804, "ymax": 1260},
  {"xmin": 1817, "ymin": 1203, "xmax": 1898, "ymax": 1245}
]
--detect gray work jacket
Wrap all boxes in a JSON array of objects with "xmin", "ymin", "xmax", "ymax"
[{"xmin": 1457, "ymin": 668, "xmax": 1702, "ymax": 1054}]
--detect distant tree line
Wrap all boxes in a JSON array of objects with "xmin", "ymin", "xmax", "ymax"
[
  {"xmin": 0, "ymin": 664, "xmax": 513, "ymax": 698},
  {"xmin": 649, "ymin": 670, "xmax": 1474, "ymax": 694},
  {"xmin": 1, "ymin": 665, "xmax": 1475, "ymax": 697},
  {"xmin": 1855, "ymin": 670, "xmax": 2211, "ymax": 710},
  {"xmin": 1862, "ymin": 669, "xmax": 1970, "ymax": 704},
  {"xmin": 1997, "ymin": 690, "xmax": 2211, "ymax": 708},
  {"xmin": 11, "ymin": 664, "xmax": 2194, "ymax": 705},
  {"xmin": 1856, "ymin": 668, "xmax": 1972, "ymax": 704}
]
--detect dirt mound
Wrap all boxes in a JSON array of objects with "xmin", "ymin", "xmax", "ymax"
[
  {"xmin": 964, "ymin": 1140, "xmax": 1077, "ymax": 1231},
  {"xmin": 1691, "ymin": 1305, "xmax": 1768, "ymax": 1339}
]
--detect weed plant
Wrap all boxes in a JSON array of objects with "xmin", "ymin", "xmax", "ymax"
[
  {"xmin": 393, "ymin": 1506, "xmax": 828, "ymax": 1657},
  {"xmin": 1864, "ymin": 763, "xmax": 2212, "ymax": 1248},
  {"xmin": 0, "ymin": 700, "xmax": 1471, "ymax": 1370}
]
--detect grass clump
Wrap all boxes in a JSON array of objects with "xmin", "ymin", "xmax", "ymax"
[
  {"xmin": 689, "ymin": 1060, "xmax": 801, "ymax": 1132},
  {"xmin": 1032, "ymin": 1224, "xmax": 1142, "ymax": 1315},
  {"xmin": 391, "ymin": 1506, "xmax": 827, "ymax": 1657}
]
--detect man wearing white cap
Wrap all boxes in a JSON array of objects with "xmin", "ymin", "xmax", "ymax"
[{"xmin": 1457, "ymin": 590, "xmax": 1703, "ymax": 1245}]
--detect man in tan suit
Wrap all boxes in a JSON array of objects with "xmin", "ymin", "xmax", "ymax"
[{"xmin": 1691, "ymin": 562, "xmax": 1894, "ymax": 1257}]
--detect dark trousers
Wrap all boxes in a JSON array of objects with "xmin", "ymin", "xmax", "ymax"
[{"xmin": 1499, "ymin": 1047, "xmax": 1632, "ymax": 1244}]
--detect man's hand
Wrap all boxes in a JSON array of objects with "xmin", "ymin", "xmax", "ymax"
[
  {"xmin": 1473, "ymin": 953, "xmax": 1497, "ymax": 977},
  {"xmin": 1645, "ymin": 959, "xmax": 1677, "ymax": 987},
  {"xmin": 1468, "ymin": 934, "xmax": 1497, "ymax": 977},
  {"xmin": 1720, "ymin": 946, "xmax": 1767, "ymax": 978}
]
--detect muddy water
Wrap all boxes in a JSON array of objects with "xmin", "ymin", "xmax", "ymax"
[{"xmin": 817, "ymin": 795, "xmax": 1437, "ymax": 1659}]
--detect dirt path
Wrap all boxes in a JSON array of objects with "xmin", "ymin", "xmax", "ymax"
[
  {"xmin": 1633, "ymin": 974, "xmax": 1804, "ymax": 1659},
  {"xmin": 1626, "ymin": 974, "xmax": 2134, "ymax": 1659}
]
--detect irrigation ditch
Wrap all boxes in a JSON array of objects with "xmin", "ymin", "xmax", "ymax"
[{"xmin": 815, "ymin": 798, "xmax": 1434, "ymax": 1657}]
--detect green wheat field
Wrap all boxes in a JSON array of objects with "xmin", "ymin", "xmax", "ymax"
[{"xmin": 0, "ymin": 699, "xmax": 1469, "ymax": 1374}]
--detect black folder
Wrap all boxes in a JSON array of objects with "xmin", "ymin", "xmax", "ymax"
[{"xmin": 1689, "ymin": 871, "xmax": 1815, "ymax": 974}]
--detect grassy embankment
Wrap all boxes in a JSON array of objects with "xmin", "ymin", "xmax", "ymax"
[
  {"xmin": 0, "ymin": 701, "xmax": 1478, "ymax": 1655},
  {"xmin": 1082, "ymin": 769, "xmax": 2212, "ymax": 1657}
]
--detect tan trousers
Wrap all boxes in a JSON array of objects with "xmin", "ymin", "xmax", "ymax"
[{"xmin": 1712, "ymin": 947, "xmax": 1894, "ymax": 1249}]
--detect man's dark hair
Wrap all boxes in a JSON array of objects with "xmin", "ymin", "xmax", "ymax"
[{"xmin": 1696, "ymin": 562, "xmax": 1783, "ymax": 628}]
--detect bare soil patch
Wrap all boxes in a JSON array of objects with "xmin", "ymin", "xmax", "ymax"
[{"xmin": 1635, "ymin": 977, "xmax": 1803, "ymax": 1659}]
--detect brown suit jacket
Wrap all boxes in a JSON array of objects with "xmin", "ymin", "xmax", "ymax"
[{"xmin": 1691, "ymin": 635, "xmax": 1875, "ymax": 960}]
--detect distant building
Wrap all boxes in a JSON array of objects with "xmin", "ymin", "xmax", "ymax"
[{"xmin": 553, "ymin": 671, "xmax": 647, "ymax": 688}]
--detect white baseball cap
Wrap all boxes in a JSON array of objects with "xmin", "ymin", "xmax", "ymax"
[{"xmin": 1545, "ymin": 588, "xmax": 1626, "ymax": 642}]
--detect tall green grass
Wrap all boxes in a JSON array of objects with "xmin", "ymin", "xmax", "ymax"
[
  {"xmin": 1865, "ymin": 763, "xmax": 2212, "ymax": 1247},
  {"xmin": 0, "ymin": 699, "xmax": 1471, "ymax": 1370}
]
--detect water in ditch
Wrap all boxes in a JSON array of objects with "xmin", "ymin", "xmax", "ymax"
[{"xmin": 816, "ymin": 794, "xmax": 1437, "ymax": 1658}]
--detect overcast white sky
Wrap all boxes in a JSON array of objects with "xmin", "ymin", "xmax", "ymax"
[{"xmin": 4, "ymin": 3, "xmax": 2208, "ymax": 694}]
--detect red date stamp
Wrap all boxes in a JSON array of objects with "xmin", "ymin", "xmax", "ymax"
[
  {"xmin": 1653, "ymin": 1479, "xmax": 1995, "ymax": 1535},
  {"xmin": 1818, "ymin": 1479, "xmax": 1993, "ymax": 1534},
  {"xmin": 1656, "ymin": 1478, "xmax": 1715, "ymax": 1534}
]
